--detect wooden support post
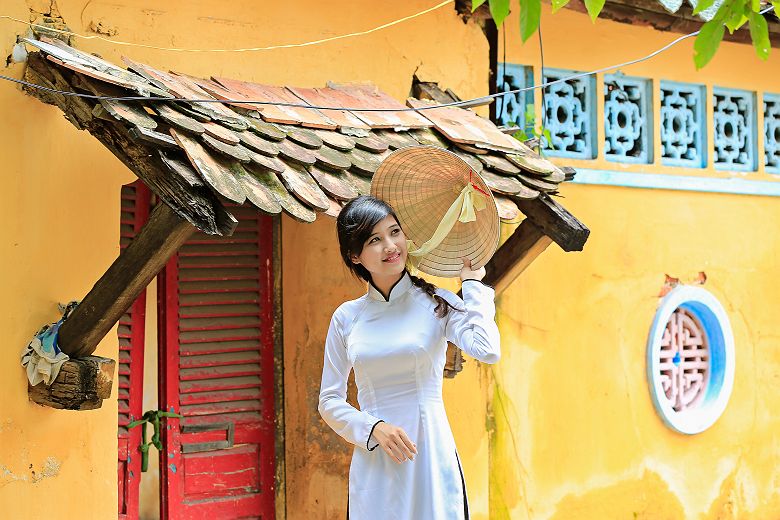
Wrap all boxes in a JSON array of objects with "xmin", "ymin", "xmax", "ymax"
[
  {"xmin": 28, "ymin": 356, "xmax": 116, "ymax": 410},
  {"xmin": 57, "ymin": 203, "xmax": 196, "ymax": 358},
  {"xmin": 484, "ymin": 218, "xmax": 553, "ymax": 296}
]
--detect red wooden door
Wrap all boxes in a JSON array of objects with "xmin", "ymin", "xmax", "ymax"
[
  {"xmin": 158, "ymin": 203, "xmax": 276, "ymax": 519},
  {"xmin": 118, "ymin": 181, "xmax": 151, "ymax": 519}
]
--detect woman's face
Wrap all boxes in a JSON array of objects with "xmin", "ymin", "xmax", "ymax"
[{"xmin": 351, "ymin": 215, "xmax": 408, "ymax": 279}]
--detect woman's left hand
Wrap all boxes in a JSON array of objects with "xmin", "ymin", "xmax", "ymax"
[{"xmin": 460, "ymin": 257, "xmax": 486, "ymax": 282}]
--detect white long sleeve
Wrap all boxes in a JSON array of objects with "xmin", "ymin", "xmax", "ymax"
[
  {"xmin": 440, "ymin": 280, "xmax": 501, "ymax": 364},
  {"xmin": 318, "ymin": 308, "xmax": 383, "ymax": 450}
]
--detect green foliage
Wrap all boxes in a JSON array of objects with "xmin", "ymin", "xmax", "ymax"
[
  {"xmin": 551, "ymin": 0, "xmax": 570, "ymax": 14},
  {"xmin": 749, "ymin": 10, "xmax": 771, "ymax": 59},
  {"xmin": 693, "ymin": 0, "xmax": 771, "ymax": 68},
  {"xmin": 510, "ymin": 104, "xmax": 553, "ymax": 155},
  {"xmin": 694, "ymin": 15, "xmax": 726, "ymax": 68},
  {"xmin": 519, "ymin": 0, "xmax": 542, "ymax": 42},
  {"xmin": 484, "ymin": 0, "xmax": 774, "ymax": 70},
  {"xmin": 584, "ymin": 0, "xmax": 607, "ymax": 22},
  {"xmin": 489, "ymin": 0, "xmax": 511, "ymax": 27},
  {"xmin": 692, "ymin": 0, "xmax": 717, "ymax": 15}
]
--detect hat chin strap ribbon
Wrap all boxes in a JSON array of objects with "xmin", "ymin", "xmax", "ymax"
[{"xmin": 406, "ymin": 178, "xmax": 488, "ymax": 270}]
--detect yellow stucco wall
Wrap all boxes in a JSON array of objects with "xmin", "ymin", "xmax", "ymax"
[
  {"xmin": 1, "ymin": 1, "xmax": 492, "ymax": 518},
  {"xmin": 492, "ymin": 7, "xmax": 780, "ymax": 519},
  {"xmin": 6, "ymin": 1, "xmax": 777, "ymax": 518},
  {"xmin": 0, "ymin": 4, "xmax": 133, "ymax": 519}
]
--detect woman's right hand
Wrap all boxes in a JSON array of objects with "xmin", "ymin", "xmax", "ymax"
[{"xmin": 372, "ymin": 422, "xmax": 418, "ymax": 464}]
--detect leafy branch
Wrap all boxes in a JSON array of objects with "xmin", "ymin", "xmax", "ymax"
[
  {"xmin": 509, "ymin": 103, "xmax": 552, "ymax": 155},
  {"xmin": 474, "ymin": 0, "xmax": 777, "ymax": 68}
]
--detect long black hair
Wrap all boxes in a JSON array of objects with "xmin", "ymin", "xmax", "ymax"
[{"xmin": 336, "ymin": 195, "xmax": 456, "ymax": 318}]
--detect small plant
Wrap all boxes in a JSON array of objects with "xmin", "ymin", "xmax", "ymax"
[{"xmin": 510, "ymin": 103, "xmax": 553, "ymax": 155}]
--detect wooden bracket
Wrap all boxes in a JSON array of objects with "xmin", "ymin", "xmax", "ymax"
[
  {"xmin": 484, "ymin": 218, "xmax": 554, "ymax": 296},
  {"xmin": 28, "ymin": 356, "xmax": 116, "ymax": 410},
  {"xmin": 515, "ymin": 194, "xmax": 590, "ymax": 252},
  {"xmin": 57, "ymin": 202, "xmax": 196, "ymax": 358}
]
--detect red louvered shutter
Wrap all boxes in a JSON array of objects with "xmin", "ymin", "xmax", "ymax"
[
  {"xmin": 159, "ymin": 203, "xmax": 276, "ymax": 519},
  {"xmin": 118, "ymin": 181, "xmax": 151, "ymax": 520}
]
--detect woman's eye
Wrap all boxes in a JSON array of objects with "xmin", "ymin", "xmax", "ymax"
[{"xmin": 391, "ymin": 228, "xmax": 399, "ymax": 234}]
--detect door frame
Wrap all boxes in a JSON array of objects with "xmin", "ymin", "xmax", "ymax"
[{"xmin": 156, "ymin": 210, "xmax": 285, "ymax": 519}]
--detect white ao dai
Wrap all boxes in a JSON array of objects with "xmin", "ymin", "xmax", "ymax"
[{"xmin": 319, "ymin": 273, "xmax": 500, "ymax": 519}]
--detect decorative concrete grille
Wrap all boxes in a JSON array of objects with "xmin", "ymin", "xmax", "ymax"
[
  {"xmin": 660, "ymin": 82, "xmax": 706, "ymax": 167},
  {"xmin": 765, "ymin": 94, "xmax": 780, "ymax": 174},
  {"xmin": 647, "ymin": 286, "xmax": 735, "ymax": 435},
  {"xmin": 604, "ymin": 75, "xmax": 652, "ymax": 163},
  {"xmin": 496, "ymin": 63, "xmax": 534, "ymax": 129},
  {"xmin": 659, "ymin": 308, "xmax": 710, "ymax": 412},
  {"xmin": 542, "ymin": 69, "xmax": 596, "ymax": 159},
  {"xmin": 713, "ymin": 88, "xmax": 756, "ymax": 171}
]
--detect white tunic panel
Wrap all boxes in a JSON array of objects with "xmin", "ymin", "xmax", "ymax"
[{"xmin": 318, "ymin": 272, "xmax": 500, "ymax": 520}]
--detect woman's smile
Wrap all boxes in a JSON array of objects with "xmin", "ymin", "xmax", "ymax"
[{"xmin": 383, "ymin": 252, "xmax": 401, "ymax": 263}]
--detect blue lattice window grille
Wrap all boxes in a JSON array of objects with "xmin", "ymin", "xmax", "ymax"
[
  {"xmin": 496, "ymin": 63, "xmax": 534, "ymax": 132},
  {"xmin": 660, "ymin": 82, "xmax": 707, "ymax": 168},
  {"xmin": 713, "ymin": 87, "xmax": 757, "ymax": 171},
  {"xmin": 764, "ymin": 94, "xmax": 780, "ymax": 174},
  {"xmin": 541, "ymin": 69, "xmax": 596, "ymax": 159},
  {"xmin": 604, "ymin": 75, "xmax": 653, "ymax": 163}
]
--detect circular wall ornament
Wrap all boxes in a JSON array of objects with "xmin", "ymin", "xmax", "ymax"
[{"xmin": 646, "ymin": 285, "xmax": 735, "ymax": 434}]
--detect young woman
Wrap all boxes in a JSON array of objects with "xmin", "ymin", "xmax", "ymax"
[{"xmin": 318, "ymin": 195, "xmax": 501, "ymax": 519}]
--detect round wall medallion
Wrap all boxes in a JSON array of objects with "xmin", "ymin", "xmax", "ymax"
[{"xmin": 647, "ymin": 285, "xmax": 735, "ymax": 434}]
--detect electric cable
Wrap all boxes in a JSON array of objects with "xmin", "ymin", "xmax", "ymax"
[
  {"xmin": 1, "ymin": 5, "xmax": 774, "ymax": 112},
  {"xmin": 1, "ymin": 0, "xmax": 453, "ymax": 52}
]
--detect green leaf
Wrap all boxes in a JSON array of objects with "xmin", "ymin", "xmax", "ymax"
[
  {"xmin": 551, "ymin": 0, "xmax": 570, "ymax": 13},
  {"xmin": 725, "ymin": 0, "xmax": 749, "ymax": 32},
  {"xmin": 520, "ymin": 0, "xmax": 542, "ymax": 42},
  {"xmin": 542, "ymin": 128, "xmax": 553, "ymax": 146},
  {"xmin": 717, "ymin": 0, "xmax": 749, "ymax": 32},
  {"xmin": 692, "ymin": 0, "xmax": 717, "ymax": 15},
  {"xmin": 489, "ymin": 0, "xmax": 511, "ymax": 27},
  {"xmin": 749, "ymin": 11, "xmax": 771, "ymax": 59},
  {"xmin": 472, "ymin": 0, "xmax": 488, "ymax": 12},
  {"xmin": 584, "ymin": 0, "xmax": 606, "ymax": 22},
  {"xmin": 513, "ymin": 129, "xmax": 529, "ymax": 141},
  {"xmin": 774, "ymin": 2, "xmax": 780, "ymax": 16},
  {"xmin": 751, "ymin": 0, "xmax": 760, "ymax": 12},
  {"xmin": 694, "ymin": 19, "xmax": 726, "ymax": 69}
]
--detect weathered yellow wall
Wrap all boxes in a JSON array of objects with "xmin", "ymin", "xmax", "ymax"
[
  {"xmin": 1, "ymin": 1, "xmax": 492, "ymax": 518},
  {"xmin": 492, "ymin": 7, "xmax": 780, "ymax": 519},
  {"xmin": 0, "ymin": 3, "xmax": 133, "ymax": 519}
]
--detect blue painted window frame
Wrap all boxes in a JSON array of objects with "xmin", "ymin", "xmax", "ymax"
[
  {"xmin": 541, "ymin": 68, "xmax": 597, "ymax": 160},
  {"xmin": 764, "ymin": 93, "xmax": 780, "ymax": 175},
  {"xmin": 713, "ymin": 87, "xmax": 758, "ymax": 172},
  {"xmin": 495, "ymin": 63, "xmax": 534, "ymax": 133},
  {"xmin": 603, "ymin": 74, "xmax": 654, "ymax": 164},
  {"xmin": 660, "ymin": 81, "xmax": 707, "ymax": 168}
]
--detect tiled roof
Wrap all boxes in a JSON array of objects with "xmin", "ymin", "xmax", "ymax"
[{"xmin": 24, "ymin": 37, "xmax": 575, "ymax": 235}]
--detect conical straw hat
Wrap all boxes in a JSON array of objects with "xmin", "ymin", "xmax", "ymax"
[{"xmin": 371, "ymin": 145, "xmax": 500, "ymax": 278}]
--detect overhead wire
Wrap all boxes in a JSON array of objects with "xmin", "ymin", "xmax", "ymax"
[
  {"xmin": 0, "ymin": 5, "xmax": 774, "ymax": 112},
  {"xmin": 0, "ymin": 0, "xmax": 453, "ymax": 52}
]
